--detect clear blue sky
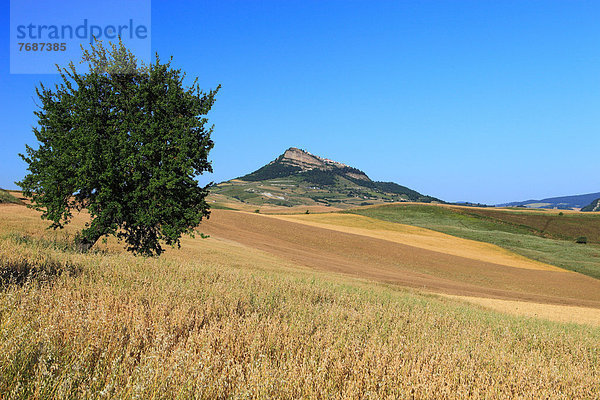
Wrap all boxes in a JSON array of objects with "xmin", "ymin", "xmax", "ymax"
[{"xmin": 1, "ymin": 0, "xmax": 599, "ymax": 204}]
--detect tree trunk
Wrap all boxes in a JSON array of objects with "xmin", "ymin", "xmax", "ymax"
[{"xmin": 75, "ymin": 234, "xmax": 100, "ymax": 253}]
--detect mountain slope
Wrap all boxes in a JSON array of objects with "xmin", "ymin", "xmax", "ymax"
[
  {"xmin": 582, "ymin": 198, "xmax": 600, "ymax": 212},
  {"xmin": 211, "ymin": 147, "xmax": 440, "ymax": 208},
  {"xmin": 499, "ymin": 192, "xmax": 600, "ymax": 210},
  {"xmin": 240, "ymin": 147, "xmax": 372, "ymax": 183}
]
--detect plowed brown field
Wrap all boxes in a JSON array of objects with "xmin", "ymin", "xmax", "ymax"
[
  {"xmin": 203, "ymin": 210, "xmax": 600, "ymax": 308},
  {"xmin": 272, "ymin": 213, "xmax": 564, "ymax": 272}
]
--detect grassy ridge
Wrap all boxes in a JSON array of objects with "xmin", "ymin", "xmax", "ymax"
[
  {"xmin": 0, "ymin": 189, "xmax": 22, "ymax": 205},
  {"xmin": 1, "ymin": 208, "xmax": 600, "ymax": 398},
  {"xmin": 463, "ymin": 207, "xmax": 600, "ymax": 243},
  {"xmin": 208, "ymin": 202, "xmax": 238, "ymax": 210},
  {"xmin": 348, "ymin": 205, "xmax": 600, "ymax": 279}
]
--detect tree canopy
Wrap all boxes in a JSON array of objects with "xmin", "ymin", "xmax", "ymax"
[{"xmin": 18, "ymin": 40, "xmax": 220, "ymax": 256}]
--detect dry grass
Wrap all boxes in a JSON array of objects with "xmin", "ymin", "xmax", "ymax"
[
  {"xmin": 2, "ymin": 204, "xmax": 600, "ymax": 398},
  {"xmin": 443, "ymin": 294, "xmax": 600, "ymax": 327}
]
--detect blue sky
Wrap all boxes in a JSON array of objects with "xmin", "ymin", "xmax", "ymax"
[{"xmin": 1, "ymin": 0, "xmax": 599, "ymax": 204}]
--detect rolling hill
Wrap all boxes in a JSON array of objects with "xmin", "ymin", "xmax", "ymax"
[
  {"xmin": 582, "ymin": 198, "xmax": 600, "ymax": 212},
  {"xmin": 349, "ymin": 203, "xmax": 600, "ymax": 278},
  {"xmin": 499, "ymin": 192, "xmax": 600, "ymax": 210},
  {"xmin": 2, "ymin": 202, "xmax": 600, "ymax": 397},
  {"xmin": 210, "ymin": 147, "xmax": 440, "ymax": 208}
]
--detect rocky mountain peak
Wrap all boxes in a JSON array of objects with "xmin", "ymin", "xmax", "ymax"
[
  {"xmin": 279, "ymin": 148, "xmax": 327, "ymax": 171},
  {"xmin": 276, "ymin": 147, "xmax": 370, "ymax": 180}
]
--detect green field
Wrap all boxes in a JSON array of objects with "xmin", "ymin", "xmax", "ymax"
[
  {"xmin": 464, "ymin": 207, "xmax": 600, "ymax": 243},
  {"xmin": 348, "ymin": 205, "xmax": 600, "ymax": 279}
]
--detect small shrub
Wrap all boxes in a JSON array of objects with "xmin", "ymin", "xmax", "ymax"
[
  {"xmin": 200, "ymin": 233, "xmax": 210, "ymax": 239},
  {"xmin": 576, "ymin": 236, "xmax": 588, "ymax": 244},
  {"xmin": 305, "ymin": 210, "xmax": 310, "ymax": 214},
  {"xmin": 254, "ymin": 209, "xmax": 260, "ymax": 213}
]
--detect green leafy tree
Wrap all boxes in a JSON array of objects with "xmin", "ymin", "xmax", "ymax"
[{"xmin": 18, "ymin": 40, "xmax": 220, "ymax": 256}]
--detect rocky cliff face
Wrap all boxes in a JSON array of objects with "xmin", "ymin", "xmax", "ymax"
[
  {"xmin": 278, "ymin": 148, "xmax": 327, "ymax": 171},
  {"xmin": 277, "ymin": 148, "xmax": 370, "ymax": 181}
]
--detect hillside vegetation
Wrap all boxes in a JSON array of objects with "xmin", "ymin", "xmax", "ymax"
[
  {"xmin": 349, "ymin": 204, "xmax": 600, "ymax": 279},
  {"xmin": 211, "ymin": 148, "xmax": 439, "ymax": 207},
  {"xmin": 0, "ymin": 189, "xmax": 22, "ymax": 205},
  {"xmin": 1, "ymin": 204, "xmax": 600, "ymax": 398},
  {"xmin": 240, "ymin": 159, "xmax": 427, "ymax": 200},
  {"xmin": 465, "ymin": 207, "xmax": 600, "ymax": 243},
  {"xmin": 582, "ymin": 199, "xmax": 600, "ymax": 212}
]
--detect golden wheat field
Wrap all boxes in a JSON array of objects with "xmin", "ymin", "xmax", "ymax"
[{"xmin": 1, "ymin": 203, "xmax": 600, "ymax": 399}]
